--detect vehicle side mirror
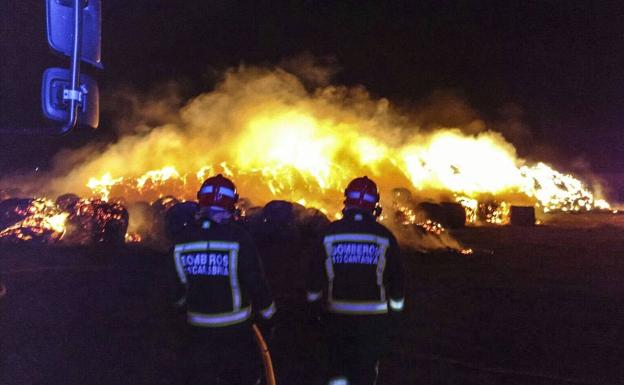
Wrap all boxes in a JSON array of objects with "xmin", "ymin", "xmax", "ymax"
[
  {"xmin": 46, "ymin": 0, "xmax": 102, "ymax": 68},
  {"xmin": 41, "ymin": 67, "xmax": 99, "ymax": 129}
]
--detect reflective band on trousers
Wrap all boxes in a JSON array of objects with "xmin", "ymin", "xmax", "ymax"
[
  {"xmin": 187, "ymin": 307, "xmax": 251, "ymax": 327},
  {"xmin": 260, "ymin": 302, "xmax": 277, "ymax": 319},
  {"xmin": 328, "ymin": 300, "xmax": 388, "ymax": 314},
  {"xmin": 306, "ymin": 290, "xmax": 322, "ymax": 302},
  {"xmin": 328, "ymin": 376, "xmax": 349, "ymax": 385},
  {"xmin": 389, "ymin": 297, "xmax": 405, "ymax": 311}
]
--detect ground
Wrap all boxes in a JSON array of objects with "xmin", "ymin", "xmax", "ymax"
[{"xmin": 1, "ymin": 214, "xmax": 623, "ymax": 385}]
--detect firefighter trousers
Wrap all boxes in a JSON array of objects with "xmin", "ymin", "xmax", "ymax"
[
  {"xmin": 183, "ymin": 322, "xmax": 261, "ymax": 385},
  {"xmin": 322, "ymin": 313, "xmax": 390, "ymax": 385}
]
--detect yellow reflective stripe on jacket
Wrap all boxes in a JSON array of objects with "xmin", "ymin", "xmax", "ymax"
[
  {"xmin": 174, "ymin": 249, "xmax": 187, "ymax": 284},
  {"xmin": 328, "ymin": 300, "xmax": 388, "ymax": 315},
  {"xmin": 187, "ymin": 307, "xmax": 251, "ymax": 327}
]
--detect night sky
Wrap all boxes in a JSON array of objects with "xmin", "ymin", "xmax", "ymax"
[{"xmin": 1, "ymin": 1, "xmax": 623, "ymax": 194}]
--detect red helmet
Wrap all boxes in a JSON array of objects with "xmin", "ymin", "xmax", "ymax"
[
  {"xmin": 197, "ymin": 174, "xmax": 239, "ymax": 211},
  {"xmin": 344, "ymin": 176, "xmax": 381, "ymax": 215}
]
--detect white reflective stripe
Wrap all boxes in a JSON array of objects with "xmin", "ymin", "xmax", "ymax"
[
  {"xmin": 200, "ymin": 185, "xmax": 214, "ymax": 194},
  {"xmin": 323, "ymin": 238, "xmax": 334, "ymax": 303},
  {"xmin": 209, "ymin": 241, "xmax": 239, "ymax": 251},
  {"xmin": 229, "ymin": 249, "xmax": 241, "ymax": 309},
  {"xmin": 260, "ymin": 302, "xmax": 277, "ymax": 319},
  {"xmin": 174, "ymin": 250, "xmax": 187, "ymax": 284},
  {"xmin": 389, "ymin": 297, "xmax": 405, "ymax": 311},
  {"xmin": 175, "ymin": 241, "xmax": 209, "ymax": 252},
  {"xmin": 346, "ymin": 191, "xmax": 377, "ymax": 202},
  {"xmin": 218, "ymin": 186, "xmax": 236, "ymax": 198},
  {"xmin": 187, "ymin": 307, "xmax": 251, "ymax": 327},
  {"xmin": 306, "ymin": 290, "xmax": 322, "ymax": 302},
  {"xmin": 201, "ymin": 185, "xmax": 236, "ymax": 198},
  {"xmin": 376, "ymin": 241, "xmax": 389, "ymax": 292},
  {"xmin": 328, "ymin": 376, "xmax": 349, "ymax": 385},
  {"xmin": 328, "ymin": 300, "xmax": 388, "ymax": 314},
  {"xmin": 362, "ymin": 193, "xmax": 377, "ymax": 202}
]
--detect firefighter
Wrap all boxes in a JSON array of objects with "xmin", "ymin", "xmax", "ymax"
[
  {"xmin": 307, "ymin": 176, "xmax": 405, "ymax": 385},
  {"xmin": 172, "ymin": 174, "xmax": 276, "ymax": 385}
]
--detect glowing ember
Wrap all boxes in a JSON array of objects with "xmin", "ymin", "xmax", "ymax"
[
  {"xmin": 416, "ymin": 219, "xmax": 446, "ymax": 235},
  {"xmin": 0, "ymin": 198, "xmax": 68, "ymax": 243},
  {"xmin": 125, "ymin": 232, "xmax": 142, "ymax": 243},
  {"xmin": 0, "ymin": 197, "xmax": 140, "ymax": 245}
]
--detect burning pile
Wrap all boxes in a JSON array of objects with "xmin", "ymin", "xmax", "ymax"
[
  {"xmin": 0, "ymin": 196, "xmax": 129, "ymax": 245},
  {"xmin": 0, "ymin": 198, "xmax": 68, "ymax": 243},
  {"xmin": 0, "ymin": 65, "xmax": 616, "ymax": 250}
]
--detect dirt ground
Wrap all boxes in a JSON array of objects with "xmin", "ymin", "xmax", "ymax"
[{"xmin": 1, "ymin": 214, "xmax": 623, "ymax": 385}]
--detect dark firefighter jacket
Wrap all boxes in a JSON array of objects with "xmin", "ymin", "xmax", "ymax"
[
  {"xmin": 172, "ymin": 218, "xmax": 275, "ymax": 328},
  {"xmin": 306, "ymin": 209, "xmax": 405, "ymax": 315}
]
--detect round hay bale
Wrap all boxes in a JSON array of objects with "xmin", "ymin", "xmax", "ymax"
[
  {"xmin": 298, "ymin": 207, "xmax": 330, "ymax": 239},
  {"xmin": 391, "ymin": 188, "xmax": 414, "ymax": 206},
  {"xmin": 0, "ymin": 198, "xmax": 32, "ymax": 229},
  {"xmin": 152, "ymin": 196, "xmax": 180, "ymax": 217},
  {"xmin": 164, "ymin": 201, "xmax": 199, "ymax": 240},
  {"xmin": 416, "ymin": 202, "xmax": 445, "ymax": 224},
  {"xmin": 55, "ymin": 193, "xmax": 80, "ymax": 212},
  {"xmin": 92, "ymin": 201, "xmax": 129, "ymax": 245},
  {"xmin": 439, "ymin": 202, "xmax": 466, "ymax": 228},
  {"xmin": 259, "ymin": 200, "xmax": 302, "ymax": 243},
  {"xmin": 126, "ymin": 201, "xmax": 158, "ymax": 241},
  {"xmin": 510, "ymin": 206, "xmax": 536, "ymax": 226}
]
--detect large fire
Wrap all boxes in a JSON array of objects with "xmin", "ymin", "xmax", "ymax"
[
  {"xmin": 81, "ymin": 125, "xmax": 610, "ymax": 222},
  {"xmin": 0, "ymin": 66, "xmax": 615, "ymax": 247}
]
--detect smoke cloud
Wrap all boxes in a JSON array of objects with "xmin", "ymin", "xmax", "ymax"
[{"xmin": 0, "ymin": 58, "xmax": 614, "ymax": 250}]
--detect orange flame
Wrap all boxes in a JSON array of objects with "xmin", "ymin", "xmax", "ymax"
[{"xmin": 38, "ymin": 67, "xmax": 610, "ymax": 223}]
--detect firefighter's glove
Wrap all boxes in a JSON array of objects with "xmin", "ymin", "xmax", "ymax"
[
  {"xmin": 173, "ymin": 296, "xmax": 187, "ymax": 313},
  {"xmin": 256, "ymin": 301, "xmax": 277, "ymax": 342}
]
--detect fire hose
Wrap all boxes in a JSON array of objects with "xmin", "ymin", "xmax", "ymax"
[{"xmin": 252, "ymin": 323, "xmax": 277, "ymax": 385}]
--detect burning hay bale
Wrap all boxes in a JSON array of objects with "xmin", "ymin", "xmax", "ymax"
[
  {"xmin": 297, "ymin": 207, "xmax": 330, "ymax": 239},
  {"xmin": 62, "ymin": 199, "xmax": 129, "ymax": 245},
  {"xmin": 140, "ymin": 196, "xmax": 182, "ymax": 247},
  {"xmin": 252, "ymin": 200, "xmax": 305, "ymax": 243},
  {"xmin": 126, "ymin": 201, "xmax": 157, "ymax": 242},
  {"xmin": 0, "ymin": 195, "xmax": 132, "ymax": 246},
  {"xmin": 0, "ymin": 198, "xmax": 68, "ymax": 244}
]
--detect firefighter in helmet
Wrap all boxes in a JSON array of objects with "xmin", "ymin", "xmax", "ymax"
[
  {"xmin": 306, "ymin": 176, "xmax": 405, "ymax": 385},
  {"xmin": 172, "ymin": 174, "xmax": 276, "ymax": 385}
]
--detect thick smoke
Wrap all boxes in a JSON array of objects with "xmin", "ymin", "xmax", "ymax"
[{"xmin": 0, "ymin": 58, "xmax": 614, "ymax": 250}]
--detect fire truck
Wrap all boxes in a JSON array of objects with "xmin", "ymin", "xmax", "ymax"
[{"xmin": 0, "ymin": 0, "xmax": 101, "ymax": 135}]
